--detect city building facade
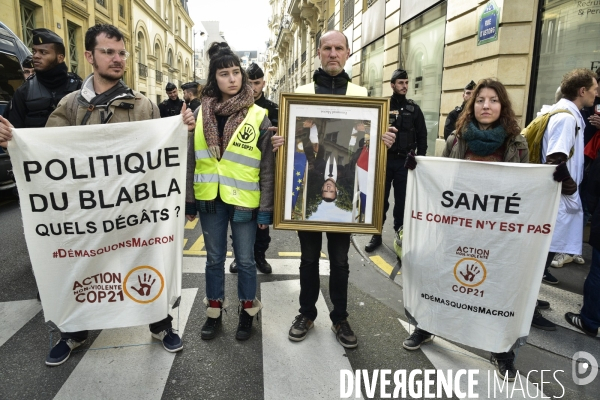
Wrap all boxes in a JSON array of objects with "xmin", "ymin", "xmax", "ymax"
[
  {"xmin": 265, "ymin": 0, "xmax": 600, "ymax": 155},
  {"xmin": 132, "ymin": 0, "xmax": 194, "ymax": 104},
  {"xmin": 1, "ymin": 0, "xmax": 194, "ymax": 104}
]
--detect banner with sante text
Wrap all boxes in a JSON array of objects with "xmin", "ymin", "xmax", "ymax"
[
  {"xmin": 8, "ymin": 116, "xmax": 187, "ymax": 332},
  {"xmin": 402, "ymin": 157, "xmax": 561, "ymax": 353}
]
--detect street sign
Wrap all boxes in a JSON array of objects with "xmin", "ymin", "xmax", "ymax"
[{"xmin": 477, "ymin": 0, "xmax": 500, "ymax": 46}]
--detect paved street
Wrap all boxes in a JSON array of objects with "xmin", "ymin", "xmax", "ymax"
[{"xmin": 0, "ymin": 189, "xmax": 598, "ymax": 399}]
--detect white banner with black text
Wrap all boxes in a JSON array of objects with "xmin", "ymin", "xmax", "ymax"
[
  {"xmin": 8, "ymin": 116, "xmax": 187, "ymax": 332},
  {"xmin": 402, "ymin": 157, "xmax": 561, "ymax": 353}
]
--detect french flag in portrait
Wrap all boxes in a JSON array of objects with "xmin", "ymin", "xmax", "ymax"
[
  {"xmin": 356, "ymin": 146, "xmax": 369, "ymax": 215},
  {"xmin": 292, "ymin": 152, "xmax": 307, "ymax": 209}
]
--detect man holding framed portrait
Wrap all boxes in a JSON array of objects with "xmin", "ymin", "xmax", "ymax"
[{"xmin": 272, "ymin": 30, "xmax": 395, "ymax": 349}]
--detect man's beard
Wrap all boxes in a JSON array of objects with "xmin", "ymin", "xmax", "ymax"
[
  {"xmin": 323, "ymin": 63, "xmax": 343, "ymax": 76},
  {"xmin": 93, "ymin": 59, "xmax": 124, "ymax": 82},
  {"xmin": 35, "ymin": 57, "xmax": 59, "ymax": 72}
]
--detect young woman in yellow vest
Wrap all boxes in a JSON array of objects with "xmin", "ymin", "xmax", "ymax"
[{"xmin": 185, "ymin": 42, "xmax": 274, "ymax": 341}]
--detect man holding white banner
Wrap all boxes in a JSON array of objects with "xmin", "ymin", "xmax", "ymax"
[
  {"xmin": 0, "ymin": 24, "xmax": 196, "ymax": 367},
  {"xmin": 401, "ymin": 79, "xmax": 563, "ymax": 382}
]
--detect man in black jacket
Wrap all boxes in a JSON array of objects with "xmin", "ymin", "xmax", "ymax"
[
  {"xmin": 565, "ymin": 143, "xmax": 600, "ymax": 337},
  {"xmin": 247, "ymin": 63, "xmax": 278, "ymax": 126},
  {"xmin": 280, "ymin": 31, "xmax": 394, "ymax": 349},
  {"xmin": 158, "ymin": 82, "xmax": 184, "ymax": 117},
  {"xmin": 443, "ymin": 80, "xmax": 475, "ymax": 140},
  {"xmin": 6, "ymin": 28, "xmax": 81, "ymax": 129},
  {"xmin": 365, "ymin": 68, "xmax": 427, "ymax": 252},
  {"xmin": 181, "ymin": 81, "xmax": 201, "ymax": 112}
]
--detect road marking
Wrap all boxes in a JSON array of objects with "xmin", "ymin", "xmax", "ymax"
[
  {"xmin": 369, "ymin": 255, "xmax": 399, "ymax": 275},
  {"xmin": 0, "ymin": 299, "xmax": 42, "ymax": 347},
  {"xmin": 279, "ymin": 252, "xmax": 327, "ymax": 258},
  {"xmin": 182, "ymin": 257, "xmax": 330, "ymax": 275},
  {"xmin": 261, "ymin": 280, "xmax": 361, "ymax": 399},
  {"xmin": 397, "ymin": 319, "xmax": 545, "ymax": 398},
  {"xmin": 184, "ymin": 219, "xmax": 198, "ymax": 229},
  {"xmin": 183, "ymin": 238, "xmax": 188, "ymax": 248},
  {"xmin": 55, "ymin": 288, "xmax": 197, "ymax": 400},
  {"xmin": 182, "ymin": 234, "xmax": 232, "ymax": 256}
]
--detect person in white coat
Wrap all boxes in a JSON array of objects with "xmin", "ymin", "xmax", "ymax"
[{"xmin": 541, "ymin": 68, "xmax": 599, "ymax": 285}]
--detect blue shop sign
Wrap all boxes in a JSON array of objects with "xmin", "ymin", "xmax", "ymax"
[{"xmin": 478, "ymin": 1, "xmax": 500, "ymax": 46}]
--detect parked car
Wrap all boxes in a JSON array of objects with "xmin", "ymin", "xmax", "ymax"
[{"xmin": 0, "ymin": 20, "xmax": 30, "ymax": 192}]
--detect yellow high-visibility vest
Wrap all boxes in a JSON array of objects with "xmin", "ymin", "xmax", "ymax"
[
  {"xmin": 193, "ymin": 104, "xmax": 266, "ymax": 207},
  {"xmin": 295, "ymin": 81, "xmax": 368, "ymax": 96}
]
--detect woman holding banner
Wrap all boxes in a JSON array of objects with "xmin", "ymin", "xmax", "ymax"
[
  {"xmin": 404, "ymin": 79, "xmax": 549, "ymax": 382},
  {"xmin": 185, "ymin": 42, "xmax": 274, "ymax": 341}
]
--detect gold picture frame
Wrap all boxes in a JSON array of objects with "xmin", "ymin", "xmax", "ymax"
[{"xmin": 274, "ymin": 93, "xmax": 389, "ymax": 234}]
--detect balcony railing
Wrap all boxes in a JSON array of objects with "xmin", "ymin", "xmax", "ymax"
[
  {"xmin": 275, "ymin": 16, "xmax": 291, "ymax": 50},
  {"xmin": 294, "ymin": 59, "xmax": 298, "ymax": 70},
  {"xmin": 156, "ymin": 70, "xmax": 163, "ymax": 83},
  {"xmin": 138, "ymin": 63, "xmax": 148, "ymax": 78}
]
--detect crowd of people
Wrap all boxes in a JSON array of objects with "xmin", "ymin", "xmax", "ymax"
[{"xmin": 0, "ymin": 24, "xmax": 597, "ymax": 384}]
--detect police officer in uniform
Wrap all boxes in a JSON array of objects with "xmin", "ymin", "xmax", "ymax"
[
  {"xmin": 158, "ymin": 82, "xmax": 184, "ymax": 117},
  {"xmin": 247, "ymin": 63, "xmax": 279, "ymax": 126},
  {"xmin": 181, "ymin": 81, "xmax": 201, "ymax": 112},
  {"xmin": 365, "ymin": 68, "xmax": 427, "ymax": 252},
  {"xmin": 7, "ymin": 28, "xmax": 82, "ymax": 128},
  {"xmin": 443, "ymin": 80, "xmax": 476, "ymax": 140},
  {"xmin": 21, "ymin": 56, "xmax": 35, "ymax": 80},
  {"xmin": 229, "ymin": 62, "xmax": 279, "ymax": 274}
]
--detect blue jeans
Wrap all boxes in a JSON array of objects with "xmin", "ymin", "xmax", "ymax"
[
  {"xmin": 581, "ymin": 248, "xmax": 600, "ymax": 330},
  {"xmin": 199, "ymin": 200, "xmax": 257, "ymax": 302},
  {"xmin": 297, "ymin": 231, "xmax": 351, "ymax": 324}
]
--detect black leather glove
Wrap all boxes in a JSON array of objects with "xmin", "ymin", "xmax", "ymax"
[
  {"xmin": 404, "ymin": 150, "xmax": 417, "ymax": 170},
  {"xmin": 553, "ymin": 162, "xmax": 569, "ymax": 182},
  {"xmin": 553, "ymin": 162, "xmax": 577, "ymax": 195}
]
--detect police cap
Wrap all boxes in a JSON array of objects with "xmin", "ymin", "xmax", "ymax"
[
  {"xmin": 465, "ymin": 80, "xmax": 476, "ymax": 90},
  {"xmin": 31, "ymin": 28, "xmax": 64, "ymax": 46},
  {"xmin": 165, "ymin": 82, "xmax": 177, "ymax": 91},
  {"xmin": 181, "ymin": 82, "xmax": 199, "ymax": 90},
  {"xmin": 247, "ymin": 63, "xmax": 264, "ymax": 80},
  {"xmin": 391, "ymin": 69, "xmax": 408, "ymax": 82},
  {"xmin": 22, "ymin": 56, "xmax": 33, "ymax": 69}
]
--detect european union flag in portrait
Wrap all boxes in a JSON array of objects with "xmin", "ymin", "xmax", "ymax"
[{"xmin": 291, "ymin": 152, "xmax": 307, "ymax": 209}]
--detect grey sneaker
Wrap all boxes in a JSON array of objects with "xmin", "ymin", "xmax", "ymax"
[
  {"xmin": 551, "ymin": 253, "xmax": 573, "ymax": 268},
  {"xmin": 572, "ymin": 254, "xmax": 585, "ymax": 264},
  {"xmin": 288, "ymin": 314, "xmax": 314, "ymax": 341},
  {"xmin": 402, "ymin": 328, "xmax": 433, "ymax": 350},
  {"xmin": 332, "ymin": 320, "xmax": 358, "ymax": 348}
]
